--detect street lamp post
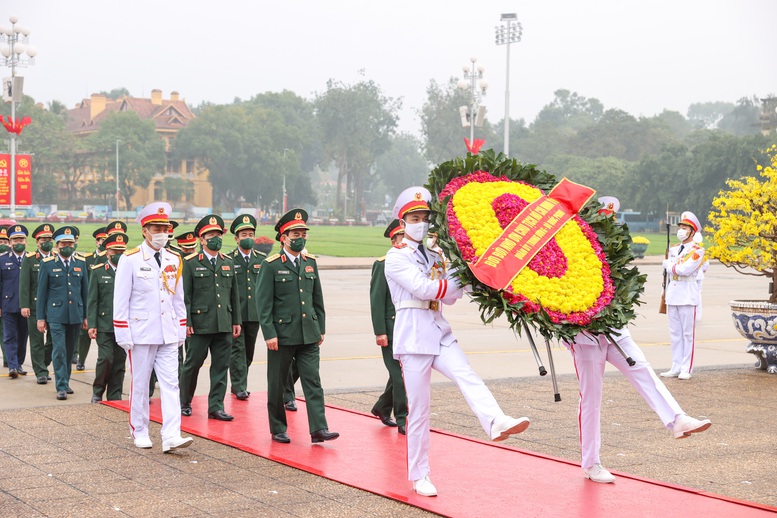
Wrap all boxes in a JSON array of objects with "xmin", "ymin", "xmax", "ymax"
[
  {"xmin": 495, "ymin": 13, "xmax": 522, "ymax": 157},
  {"xmin": 0, "ymin": 16, "xmax": 37, "ymax": 219},
  {"xmin": 282, "ymin": 148, "xmax": 290, "ymax": 214},
  {"xmin": 115, "ymin": 140, "xmax": 121, "ymax": 214},
  {"xmin": 457, "ymin": 57, "xmax": 488, "ymax": 144}
]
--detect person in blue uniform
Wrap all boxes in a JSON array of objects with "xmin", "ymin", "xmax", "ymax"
[
  {"xmin": 36, "ymin": 226, "xmax": 88, "ymax": 400},
  {"xmin": 1, "ymin": 224, "xmax": 29, "ymax": 378}
]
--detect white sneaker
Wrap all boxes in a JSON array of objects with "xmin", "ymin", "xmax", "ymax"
[
  {"xmin": 678, "ymin": 372, "xmax": 692, "ymax": 380},
  {"xmin": 673, "ymin": 414, "xmax": 711, "ymax": 439},
  {"xmin": 490, "ymin": 415, "xmax": 530, "ymax": 442},
  {"xmin": 660, "ymin": 370, "xmax": 679, "ymax": 378},
  {"xmin": 162, "ymin": 436, "xmax": 194, "ymax": 453},
  {"xmin": 134, "ymin": 437, "xmax": 153, "ymax": 449},
  {"xmin": 412, "ymin": 474, "xmax": 438, "ymax": 497},
  {"xmin": 583, "ymin": 464, "xmax": 616, "ymax": 483}
]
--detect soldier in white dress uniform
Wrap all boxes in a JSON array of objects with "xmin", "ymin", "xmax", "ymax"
[
  {"xmin": 661, "ymin": 211, "xmax": 705, "ymax": 380},
  {"xmin": 384, "ymin": 186, "xmax": 530, "ymax": 498},
  {"xmin": 113, "ymin": 202, "xmax": 193, "ymax": 453}
]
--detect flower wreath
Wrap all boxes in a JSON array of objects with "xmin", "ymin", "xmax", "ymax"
[{"xmin": 427, "ymin": 150, "xmax": 645, "ymax": 341}]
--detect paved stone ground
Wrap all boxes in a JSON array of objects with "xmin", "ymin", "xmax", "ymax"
[{"xmin": 0, "ymin": 365, "xmax": 774, "ymax": 517}]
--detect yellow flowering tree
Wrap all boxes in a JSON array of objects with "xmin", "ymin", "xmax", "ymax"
[{"xmin": 706, "ymin": 144, "xmax": 777, "ymax": 303}]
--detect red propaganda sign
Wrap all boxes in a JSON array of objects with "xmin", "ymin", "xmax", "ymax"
[{"xmin": 0, "ymin": 154, "xmax": 33, "ymax": 206}]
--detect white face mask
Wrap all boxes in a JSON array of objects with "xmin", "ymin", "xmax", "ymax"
[
  {"xmin": 676, "ymin": 229, "xmax": 689, "ymax": 241},
  {"xmin": 147, "ymin": 232, "xmax": 169, "ymax": 250},
  {"xmin": 404, "ymin": 221, "xmax": 429, "ymax": 242}
]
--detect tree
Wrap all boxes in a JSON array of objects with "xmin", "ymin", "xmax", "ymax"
[
  {"xmin": 687, "ymin": 101, "xmax": 735, "ymax": 130},
  {"xmin": 717, "ymin": 96, "xmax": 761, "ymax": 136},
  {"xmin": 315, "ymin": 77, "xmax": 399, "ymax": 221},
  {"xmin": 163, "ymin": 176, "xmax": 194, "ymax": 207},
  {"xmin": 98, "ymin": 87, "xmax": 131, "ymax": 100},
  {"xmin": 88, "ymin": 112, "xmax": 166, "ymax": 211},
  {"xmin": 373, "ymin": 133, "xmax": 430, "ymax": 204}
]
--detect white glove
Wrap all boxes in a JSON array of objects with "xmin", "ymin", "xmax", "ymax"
[
  {"xmin": 662, "ymin": 259, "xmax": 672, "ymax": 271},
  {"xmin": 119, "ymin": 342, "xmax": 133, "ymax": 352}
]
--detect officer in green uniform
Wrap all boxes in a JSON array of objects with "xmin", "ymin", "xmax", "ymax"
[
  {"xmin": 20, "ymin": 224, "xmax": 56, "ymax": 384},
  {"xmin": 175, "ymin": 230, "xmax": 198, "ymax": 257},
  {"xmin": 228, "ymin": 214, "xmax": 266, "ymax": 400},
  {"xmin": 0, "ymin": 226, "xmax": 9, "ymax": 368},
  {"xmin": 87, "ymin": 232, "xmax": 129, "ymax": 402},
  {"xmin": 256, "ymin": 208, "xmax": 339, "ymax": 444},
  {"xmin": 37, "ymin": 226, "xmax": 88, "ymax": 400},
  {"xmin": 179, "ymin": 214, "xmax": 241, "ymax": 421},
  {"xmin": 74, "ymin": 227, "xmax": 108, "ymax": 370},
  {"xmin": 166, "ymin": 221, "xmax": 183, "ymax": 256},
  {"xmin": 370, "ymin": 219, "xmax": 408, "ymax": 434}
]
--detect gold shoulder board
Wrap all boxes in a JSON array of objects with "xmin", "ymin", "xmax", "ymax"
[{"xmin": 125, "ymin": 247, "xmax": 141, "ymax": 256}]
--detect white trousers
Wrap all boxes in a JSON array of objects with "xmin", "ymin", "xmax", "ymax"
[
  {"xmin": 668, "ymin": 305, "xmax": 697, "ymax": 374},
  {"xmin": 398, "ymin": 341, "xmax": 503, "ymax": 481},
  {"xmin": 128, "ymin": 343, "xmax": 182, "ymax": 441},
  {"xmin": 568, "ymin": 334, "xmax": 683, "ymax": 469}
]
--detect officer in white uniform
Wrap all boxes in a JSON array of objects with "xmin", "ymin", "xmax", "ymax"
[
  {"xmin": 384, "ymin": 187, "xmax": 530, "ymax": 498},
  {"xmin": 113, "ymin": 202, "xmax": 193, "ymax": 453},
  {"xmin": 661, "ymin": 211, "xmax": 705, "ymax": 380},
  {"xmin": 564, "ymin": 328, "xmax": 712, "ymax": 483}
]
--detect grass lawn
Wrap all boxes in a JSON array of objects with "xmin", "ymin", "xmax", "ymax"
[{"xmin": 20, "ymin": 221, "xmax": 673, "ymax": 258}]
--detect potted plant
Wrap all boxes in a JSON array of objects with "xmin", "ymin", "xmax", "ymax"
[
  {"xmin": 254, "ymin": 235, "xmax": 274, "ymax": 255},
  {"xmin": 630, "ymin": 236, "xmax": 650, "ymax": 259},
  {"xmin": 706, "ymin": 143, "xmax": 777, "ymax": 373}
]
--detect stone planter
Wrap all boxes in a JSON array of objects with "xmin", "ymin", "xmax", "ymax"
[
  {"xmin": 729, "ymin": 300, "xmax": 777, "ymax": 374},
  {"xmin": 631, "ymin": 243, "xmax": 648, "ymax": 259}
]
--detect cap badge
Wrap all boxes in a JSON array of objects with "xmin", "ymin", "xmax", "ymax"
[
  {"xmin": 209, "ymin": 216, "xmax": 217, "ymax": 225},
  {"xmin": 15, "ymin": 226, "xmax": 20, "ymax": 232},
  {"xmin": 117, "ymin": 235, "xmax": 124, "ymax": 243},
  {"xmin": 294, "ymin": 212, "xmax": 302, "ymax": 221},
  {"xmin": 64, "ymin": 228, "xmax": 72, "ymax": 235},
  {"xmin": 414, "ymin": 192, "xmax": 422, "ymax": 200},
  {"xmin": 606, "ymin": 202, "xmax": 614, "ymax": 210},
  {"xmin": 44, "ymin": 225, "xmax": 50, "ymax": 231},
  {"xmin": 115, "ymin": 223, "xmax": 122, "ymax": 229},
  {"xmin": 243, "ymin": 215, "xmax": 250, "ymax": 223},
  {"xmin": 157, "ymin": 207, "xmax": 165, "ymax": 214}
]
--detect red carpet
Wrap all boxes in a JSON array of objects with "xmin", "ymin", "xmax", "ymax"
[{"xmin": 104, "ymin": 395, "xmax": 776, "ymax": 517}]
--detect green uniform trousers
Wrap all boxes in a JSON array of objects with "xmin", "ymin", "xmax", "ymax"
[
  {"xmin": 283, "ymin": 359, "xmax": 299, "ymax": 403},
  {"xmin": 92, "ymin": 331, "xmax": 127, "ymax": 400},
  {"xmin": 268, "ymin": 343, "xmax": 327, "ymax": 435},
  {"xmin": 50, "ymin": 323, "xmax": 81, "ymax": 393},
  {"xmin": 28, "ymin": 314, "xmax": 53, "ymax": 378},
  {"xmin": 371, "ymin": 342, "xmax": 408, "ymax": 426},
  {"xmin": 77, "ymin": 327, "xmax": 91, "ymax": 365},
  {"xmin": 229, "ymin": 321, "xmax": 259, "ymax": 394},
  {"xmin": 180, "ymin": 333, "xmax": 231, "ymax": 414}
]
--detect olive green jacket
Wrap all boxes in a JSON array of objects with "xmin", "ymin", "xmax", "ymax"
[
  {"xmin": 256, "ymin": 252, "xmax": 325, "ymax": 345},
  {"xmin": 369, "ymin": 258, "xmax": 395, "ymax": 343},
  {"xmin": 87, "ymin": 262, "xmax": 116, "ymax": 332},
  {"xmin": 229, "ymin": 247, "xmax": 266, "ymax": 323},
  {"xmin": 19, "ymin": 250, "xmax": 55, "ymax": 317},
  {"xmin": 183, "ymin": 251, "xmax": 241, "ymax": 334}
]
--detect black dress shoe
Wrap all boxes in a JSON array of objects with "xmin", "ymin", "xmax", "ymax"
[
  {"xmin": 272, "ymin": 432, "xmax": 291, "ymax": 443},
  {"xmin": 66, "ymin": 387, "xmax": 74, "ymax": 394},
  {"xmin": 284, "ymin": 400, "xmax": 297, "ymax": 411},
  {"xmin": 181, "ymin": 406, "xmax": 192, "ymax": 417},
  {"xmin": 8, "ymin": 369, "xmax": 18, "ymax": 379},
  {"xmin": 17, "ymin": 369, "xmax": 27, "ymax": 376},
  {"xmin": 91, "ymin": 396, "xmax": 102, "ymax": 403},
  {"xmin": 398, "ymin": 425, "xmax": 406, "ymax": 435},
  {"xmin": 56, "ymin": 391, "xmax": 67, "ymax": 400},
  {"xmin": 208, "ymin": 410, "xmax": 234, "ymax": 421},
  {"xmin": 47, "ymin": 376, "xmax": 51, "ymax": 380},
  {"xmin": 235, "ymin": 391, "xmax": 249, "ymax": 400},
  {"xmin": 76, "ymin": 364, "xmax": 85, "ymax": 371},
  {"xmin": 371, "ymin": 408, "xmax": 397, "ymax": 427},
  {"xmin": 311, "ymin": 429, "xmax": 339, "ymax": 443},
  {"xmin": 37, "ymin": 376, "xmax": 47, "ymax": 385}
]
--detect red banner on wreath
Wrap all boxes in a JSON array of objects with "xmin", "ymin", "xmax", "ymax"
[
  {"xmin": 469, "ymin": 178, "xmax": 596, "ymax": 290},
  {"xmin": 0, "ymin": 154, "xmax": 33, "ymax": 206}
]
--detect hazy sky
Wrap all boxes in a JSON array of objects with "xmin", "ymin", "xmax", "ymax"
[{"xmin": 4, "ymin": 0, "xmax": 776, "ymax": 135}]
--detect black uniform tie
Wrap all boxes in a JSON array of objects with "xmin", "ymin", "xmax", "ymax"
[{"xmin": 154, "ymin": 251, "xmax": 161, "ymax": 267}]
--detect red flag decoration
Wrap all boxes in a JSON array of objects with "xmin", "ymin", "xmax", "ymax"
[
  {"xmin": 464, "ymin": 138, "xmax": 485, "ymax": 154},
  {"xmin": 0, "ymin": 115, "xmax": 32, "ymax": 135},
  {"xmin": 0, "ymin": 154, "xmax": 33, "ymax": 206}
]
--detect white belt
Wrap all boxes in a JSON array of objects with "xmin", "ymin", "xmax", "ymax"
[
  {"xmin": 397, "ymin": 300, "xmax": 440, "ymax": 311},
  {"xmin": 671, "ymin": 275, "xmax": 695, "ymax": 282}
]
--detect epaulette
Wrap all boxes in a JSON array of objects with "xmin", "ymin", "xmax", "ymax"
[
  {"xmin": 125, "ymin": 247, "xmax": 140, "ymax": 256},
  {"xmin": 254, "ymin": 249, "xmax": 267, "ymax": 258},
  {"xmin": 393, "ymin": 243, "xmax": 407, "ymax": 249},
  {"xmin": 90, "ymin": 263, "xmax": 103, "ymax": 270},
  {"xmin": 97, "ymin": 250, "xmax": 107, "ymax": 257},
  {"xmin": 303, "ymin": 253, "xmax": 317, "ymax": 260},
  {"xmin": 25, "ymin": 251, "xmax": 36, "ymax": 258},
  {"xmin": 184, "ymin": 252, "xmax": 198, "ymax": 260},
  {"xmin": 167, "ymin": 247, "xmax": 182, "ymax": 256},
  {"xmin": 377, "ymin": 255, "xmax": 386, "ymax": 262},
  {"xmin": 81, "ymin": 252, "xmax": 94, "ymax": 258},
  {"xmin": 43, "ymin": 256, "xmax": 56, "ymax": 262},
  {"xmin": 266, "ymin": 253, "xmax": 281, "ymax": 262}
]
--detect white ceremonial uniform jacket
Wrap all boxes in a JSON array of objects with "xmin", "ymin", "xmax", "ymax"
[
  {"xmin": 664, "ymin": 242, "xmax": 705, "ymax": 306},
  {"xmin": 384, "ymin": 239, "xmax": 464, "ymax": 358},
  {"xmin": 113, "ymin": 240, "xmax": 187, "ymax": 346}
]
